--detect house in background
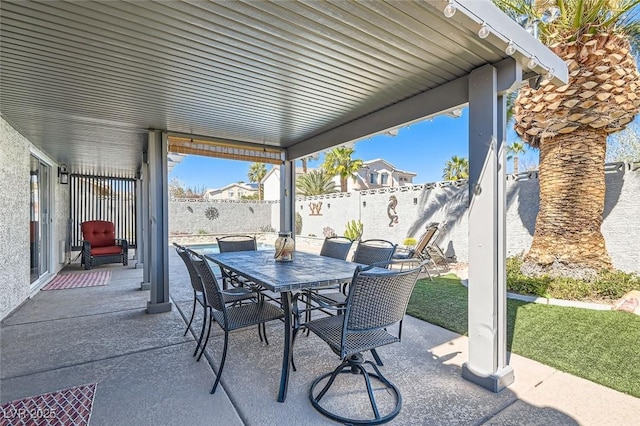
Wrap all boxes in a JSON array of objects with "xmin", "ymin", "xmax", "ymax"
[
  {"xmin": 203, "ymin": 182, "xmax": 258, "ymax": 200},
  {"xmin": 345, "ymin": 159, "xmax": 417, "ymax": 191},
  {"xmin": 262, "ymin": 159, "xmax": 417, "ymax": 199},
  {"xmin": 262, "ymin": 166, "xmax": 305, "ymax": 201}
]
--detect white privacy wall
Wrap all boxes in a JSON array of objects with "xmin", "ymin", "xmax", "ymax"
[{"xmin": 175, "ymin": 163, "xmax": 639, "ymax": 274}]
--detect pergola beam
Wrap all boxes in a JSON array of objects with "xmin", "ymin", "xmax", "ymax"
[{"xmin": 286, "ymin": 76, "xmax": 469, "ymax": 160}]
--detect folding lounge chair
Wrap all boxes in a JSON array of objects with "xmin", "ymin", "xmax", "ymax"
[{"xmin": 392, "ymin": 223, "xmax": 443, "ymax": 280}]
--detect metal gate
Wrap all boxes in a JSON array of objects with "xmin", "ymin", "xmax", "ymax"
[{"xmin": 69, "ymin": 175, "xmax": 137, "ymax": 250}]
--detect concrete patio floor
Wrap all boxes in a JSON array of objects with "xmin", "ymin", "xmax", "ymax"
[{"xmin": 2, "ymin": 250, "xmax": 638, "ymax": 425}]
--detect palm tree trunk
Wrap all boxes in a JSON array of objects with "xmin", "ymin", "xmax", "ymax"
[
  {"xmin": 524, "ymin": 129, "xmax": 612, "ymax": 272},
  {"xmin": 340, "ymin": 176, "xmax": 347, "ymax": 192},
  {"xmin": 513, "ymin": 156, "xmax": 519, "ymax": 174}
]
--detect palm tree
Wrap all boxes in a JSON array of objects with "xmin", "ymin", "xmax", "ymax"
[
  {"xmin": 300, "ymin": 153, "xmax": 319, "ymax": 174},
  {"xmin": 507, "ymin": 142, "xmax": 527, "ymax": 174},
  {"xmin": 247, "ymin": 162, "xmax": 267, "ymax": 200},
  {"xmin": 296, "ymin": 170, "xmax": 337, "ymax": 196},
  {"xmin": 495, "ymin": 0, "xmax": 640, "ymax": 274},
  {"xmin": 442, "ymin": 155, "xmax": 469, "ymax": 181},
  {"xmin": 322, "ymin": 147, "xmax": 364, "ymax": 192}
]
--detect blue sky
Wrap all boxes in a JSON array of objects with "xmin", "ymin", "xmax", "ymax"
[{"xmin": 169, "ymin": 108, "xmax": 539, "ymax": 190}]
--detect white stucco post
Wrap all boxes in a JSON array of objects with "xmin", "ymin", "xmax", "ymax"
[
  {"xmin": 146, "ymin": 130, "xmax": 171, "ymax": 314},
  {"xmin": 140, "ymin": 153, "xmax": 151, "ymax": 290},
  {"xmin": 462, "ymin": 64, "xmax": 514, "ymax": 392},
  {"xmin": 134, "ymin": 174, "xmax": 142, "ymax": 266}
]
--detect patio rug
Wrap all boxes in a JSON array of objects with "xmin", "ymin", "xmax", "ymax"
[
  {"xmin": 0, "ymin": 383, "xmax": 97, "ymax": 426},
  {"xmin": 42, "ymin": 271, "xmax": 111, "ymax": 291}
]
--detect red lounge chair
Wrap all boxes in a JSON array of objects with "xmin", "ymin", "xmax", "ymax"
[{"xmin": 81, "ymin": 220, "xmax": 128, "ymax": 270}]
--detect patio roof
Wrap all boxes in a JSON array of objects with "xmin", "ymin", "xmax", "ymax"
[{"xmin": 0, "ymin": 0, "xmax": 566, "ymax": 178}]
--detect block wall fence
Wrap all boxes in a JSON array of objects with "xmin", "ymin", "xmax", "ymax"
[{"xmin": 169, "ymin": 162, "xmax": 640, "ymax": 274}]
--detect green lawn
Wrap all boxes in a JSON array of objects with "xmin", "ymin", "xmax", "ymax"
[{"xmin": 407, "ymin": 274, "xmax": 640, "ymax": 398}]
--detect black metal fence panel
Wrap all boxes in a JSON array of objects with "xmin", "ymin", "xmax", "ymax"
[{"xmin": 70, "ymin": 175, "xmax": 137, "ymax": 250}]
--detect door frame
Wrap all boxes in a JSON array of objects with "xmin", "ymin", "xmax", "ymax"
[{"xmin": 28, "ymin": 146, "xmax": 57, "ymax": 295}]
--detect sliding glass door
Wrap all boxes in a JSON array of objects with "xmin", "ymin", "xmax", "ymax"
[{"xmin": 30, "ymin": 154, "xmax": 51, "ymax": 286}]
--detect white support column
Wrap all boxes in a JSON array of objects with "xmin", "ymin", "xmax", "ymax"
[
  {"xmin": 140, "ymin": 154, "xmax": 151, "ymax": 290},
  {"xmin": 462, "ymin": 64, "xmax": 514, "ymax": 392},
  {"xmin": 146, "ymin": 130, "xmax": 171, "ymax": 314},
  {"xmin": 134, "ymin": 168, "xmax": 144, "ymax": 269},
  {"xmin": 279, "ymin": 160, "xmax": 295, "ymax": 235}
]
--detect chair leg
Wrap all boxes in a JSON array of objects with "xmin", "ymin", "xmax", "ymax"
[
  {"xmin": 257, "ymin": 323, "xmax": 264, "ymax": 343},
  {"xmin": 184, "ymin": 291, "xmax": 197, "ymax": 336},
  {"xmin": 310, "ymin": 355, "xmax": 402, "ymax": 425},
  {"xmin": 356, "ymin": 364, "xmax": 381, "ymax": 419},
  {"xmin": 197, "ymin": 308, "xmax": 213, "ymax": 361},
  {"xmin": 193, "ymin": 304, "xmax": 208, "ymax": 357},
  {"xmin": 305, "ymin": 292, "xmax": 312, "ymax": 336},
  {"xmin": 370, "ymin": 349, "xmax": 384, "ymax": 366},
  {"xmin": 262, "ymin": 322, "xmax": 269, "ymax": 346},
  {"xmin": 211, "ymin": 331, "xmax": 229, "ymax": 394},
  {"xmin": 314, "ymin": 359, "xmax": 350, "ymax": 402}
]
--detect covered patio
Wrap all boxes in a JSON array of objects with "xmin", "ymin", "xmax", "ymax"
[
  {"xmin": 4, "ymin": 250, "xmax": 637, "ymax": 425},
  {"xmin": 0, "ymin": 0, "xmax": 596, "ymax": 422}
]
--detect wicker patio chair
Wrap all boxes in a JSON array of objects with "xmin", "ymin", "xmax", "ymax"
[
  {"xmin": 190, "ymin": 250, "xmax": 284, "ymax": 394},
  {"xmin": 319, "ymin": 236, "xmax": 353, "ymax": 260},
  {"xmin": 299, "ymin": 236, "xmax": 353, "ymax": 327},
  {"xmin": 216, "ymin": 235, "xmax": 257, "ymax": 290},
  {"xmin": 307, "ymin": 239, "xmax": 397, "ymax": 310},
  {"xmin": 80, "ymin": 220, "xmax": 128, "ymax": 270},
  {"xmin": 305, "ymin": 259, "xmax": 426, "ymax": 425},
  {"xmin": 298, "ymin": 239, "xmax": 396, "ymax": 366},
  {"xmin": 173, "ymin": 243, "xmax": 256, "ymax": 357}
]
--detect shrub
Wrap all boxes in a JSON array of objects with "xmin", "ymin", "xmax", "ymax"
[
  {"xmin": 344, "ymin": 219, "xmax": 363, "ymax": 241},
  {"xmin": 295, "ymin": 212, "xmax": 303, "ymax": 235},
  {"xmin": 506, "ymin": 255, "xmax": 639, "ymax": 301},
  {"xmin": 323, "ymin": 226, "xmax": 336, "ymax": 238},
  {"xmin": 260, "ymin": 224, "xmax": 275, "ymax": 232},
  {"xmin": 197, "ymin": 229, "xmax": 208, "ymax": 235},
  {"xmin": 403, "ymin": 237, "xmax": 417, "ymax": 247}
]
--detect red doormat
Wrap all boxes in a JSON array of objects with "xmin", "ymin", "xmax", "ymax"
[
  {"xmin": 42, "ymin": 271, "xmax": 111, "ymax": 290},
  {"xmin": 0, "ymin": 383, "xmax": 97, "ymax": 426}
]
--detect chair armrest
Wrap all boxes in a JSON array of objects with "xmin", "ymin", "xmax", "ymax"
[
  {"xmin": 392, "ymin": 248, "xmax": 415, "ymax": 260},
  {"xmin": 116, "ymin": 239, "xmax": 129, "ymax": 251}
]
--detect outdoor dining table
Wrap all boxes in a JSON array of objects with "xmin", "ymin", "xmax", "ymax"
[{"xmin": 205, "ymin": 249, "xmax": 361, "ymax": 402}]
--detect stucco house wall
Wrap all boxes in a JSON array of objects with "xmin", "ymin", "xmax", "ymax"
[
  {"xmin": 1, "ymin": 118, "xmax": 31, "ymax": 320},
  {"xmin": 1, "ymin": 118, "xmax": 71, "ymax": 320}
]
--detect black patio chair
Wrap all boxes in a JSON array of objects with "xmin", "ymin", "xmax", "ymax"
[
  {"xmin": 307, "ymin": 239, "xmax": 397, "ymax": 311},
  {"xmin": 299, "ymin": 236, "xmax": 353, "ymax": 326},
  {"xmin": 173, "ymin": 243, "xmax": 256, "ymax": 357},
  {"xmin": 319, "ymin": 236, "xmax": 353, "ymax": 260},
  {"xmin": 216, "ymin": 235, "xmax": 258, "ymax": 290},
  {"xmin": 297, "ymin": 239, "xmax": 397, "ymax": 366},
  {"xmin": 189, "ymin": 250, "xmax": 284, "ymax": 394},
  {"xmin": 305, "ymin": 259, "xmax": 426, "ymax": 425}
]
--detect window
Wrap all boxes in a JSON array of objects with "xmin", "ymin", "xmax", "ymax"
[
  {"xmin": 229, "ymin": 191, "xmax": 234, "ymax": 198},
  {"xmin": 381, "ymin": 173, "xmax": 389, "ymax": 185},
  {"xmin": 369, "ymin": 173, "xmax": 377, "ymax": 184}
]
